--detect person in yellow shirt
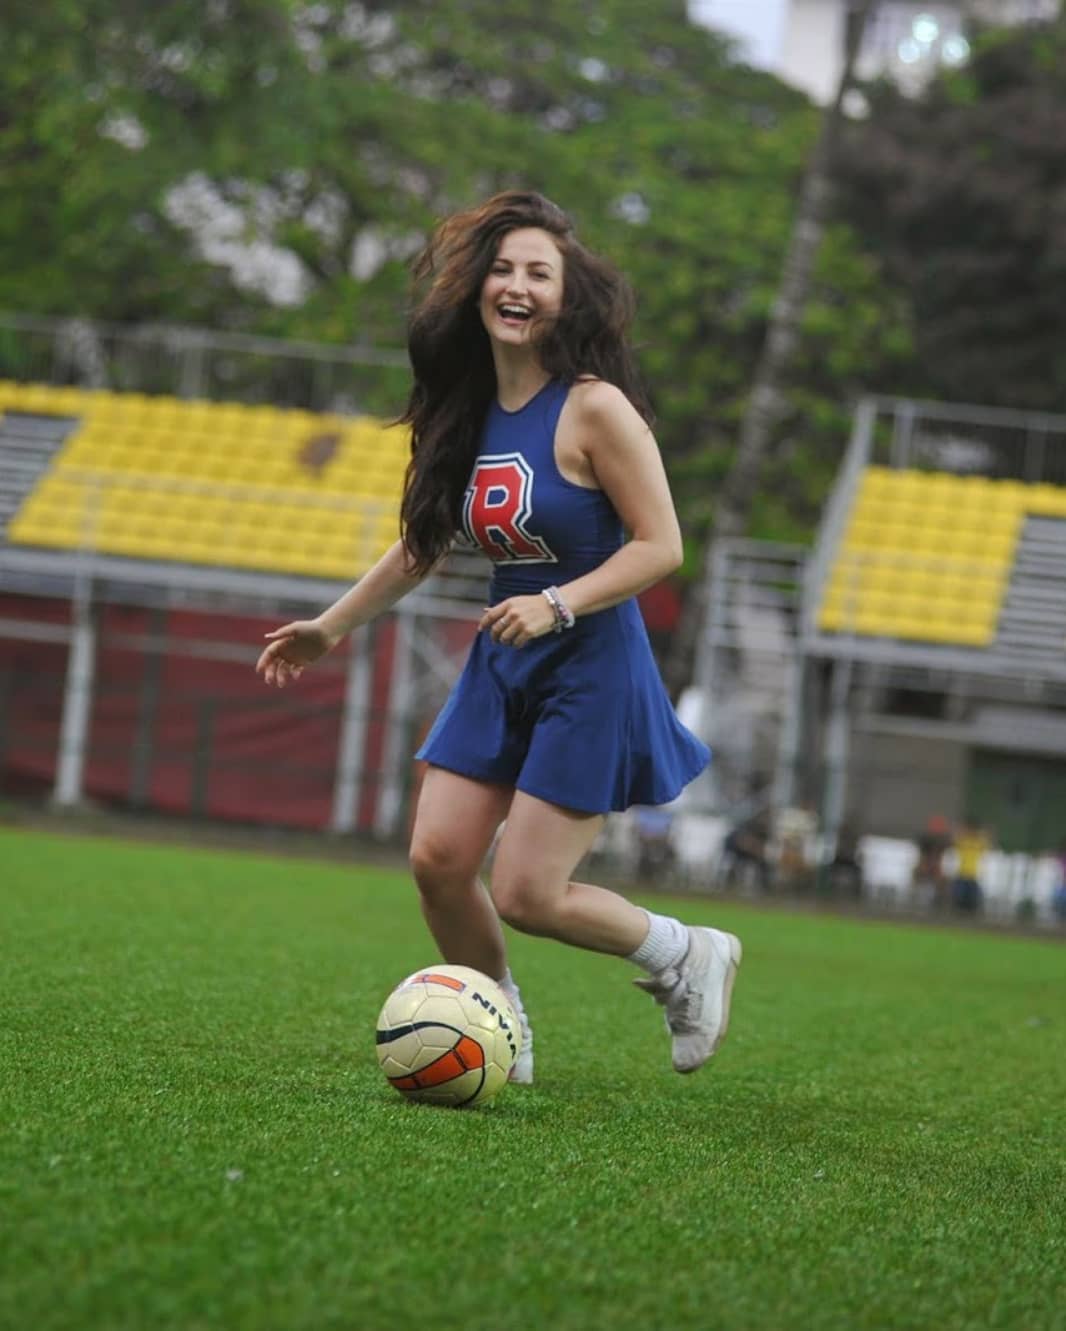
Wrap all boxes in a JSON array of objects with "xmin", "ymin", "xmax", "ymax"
[{"xmin": 951, "ymin": 818, "xmax": 990, "ymax": 913}]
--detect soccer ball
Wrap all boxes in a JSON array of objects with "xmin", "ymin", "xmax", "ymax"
[{"xmin": 375, "ymin": 965, "xmax": 521, "ymax": 1108}]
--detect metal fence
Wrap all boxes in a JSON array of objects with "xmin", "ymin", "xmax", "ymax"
[
  {"xmin": 870, "ymin": 395, "xmax": 1066, "ymax": 486},
  {"xmin": 801, "ymin": 395, "xmax": 1066, "ymax": 644},
  {"xmin": 0, "ymin": 312, "xmax": 409, "ymax": 415}
]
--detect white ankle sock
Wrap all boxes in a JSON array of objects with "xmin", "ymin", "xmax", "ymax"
[
  {"xmin": 628, "ymin": 910, "xmax": 689, "ymax": 974},
  {"xmin": 499, "ymin": 969, "xmax": 525, "ymax": 1012}
]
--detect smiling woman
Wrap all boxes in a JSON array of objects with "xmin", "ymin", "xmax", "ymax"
[
  {"xmin": 479, "ymin": 228, "xmax": 563, "ymax": 346},
  {"xmin": 256, "ymin": 190, "xmax": 740, "ymax": 1091},
  {"xmin": 396, "ymin": 191, "xmax": 651, "ymax": 575}
]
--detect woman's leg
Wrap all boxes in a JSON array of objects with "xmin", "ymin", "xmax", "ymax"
[
  {"xmin": 408, "ymin": 766, "xmax": 514, "ymax": 980},
  {"xmin": 490, "ymin": 792, "xmax": 646, "ymax": 953},
  {"xmin": 491, "ymin": 791, "xmax": 741, "ymax": 1074}
]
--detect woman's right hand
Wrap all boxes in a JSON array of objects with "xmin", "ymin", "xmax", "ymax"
[{"xmin": 255, "ymin": 618, "xmax": 340, "ymax": 687}]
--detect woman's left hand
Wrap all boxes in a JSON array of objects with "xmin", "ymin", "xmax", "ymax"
[{"xmin": 479, "ymin": 594, "xmax": 558, "ymax": 647}]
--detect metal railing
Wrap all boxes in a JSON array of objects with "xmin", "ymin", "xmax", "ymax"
[
  {"xmin": 802, "ymin": 394, "xmax": 1066, "ymax": 642},
  {"xmin": 869, "ymin": 394, "xmax": 1066, "ymax": 485},
  {"xmin": 0, "ymin": 312, "xmax": 409, "ymax": 415}
]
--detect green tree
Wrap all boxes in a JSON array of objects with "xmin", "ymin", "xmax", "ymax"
[
  {"xmin": 836, "ymin": 15, "xmax": 1066, "ymax": 411},
  {"xmin": 0, "ymin": 0, "xmax": 312, "ymax": 322},
  {"xmin": 665, "ymin": 0, "xmax": 881, "ymax": 690},
  {"xmin": 0, "ymin": 0, "xmax": 909, "ymax": 550}
]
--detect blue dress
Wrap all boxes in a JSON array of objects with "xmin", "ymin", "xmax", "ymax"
[{"xmin": 415, "ymin": 380, "xmax": 709, "ymax": 814}]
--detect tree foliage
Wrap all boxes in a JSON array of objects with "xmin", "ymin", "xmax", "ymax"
[
  {"xmin": 0, "ymin": 0, "xmax": 913, "ymax": 549},
  {"xmin": 836, "ymin": 16, "xmax": 1066, "ymax": 412}
]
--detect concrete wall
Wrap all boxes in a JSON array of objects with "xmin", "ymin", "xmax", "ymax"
[{"xmin": 845, "ymin": 726, "xmax": 967, "ymax": 838}]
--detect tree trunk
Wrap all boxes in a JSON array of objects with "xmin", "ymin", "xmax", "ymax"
[{"xmin": 665, "ymin": 0, "xmax": 877, "ymax": 697}]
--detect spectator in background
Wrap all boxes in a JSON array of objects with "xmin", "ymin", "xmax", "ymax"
[
  {"xmin": 721, "ymin": 811, "xmax": 772, "ymax": 894},
  {"xmin": 775, "ymin": 802, "xmax": 818, "ymax": 894},
  {"xmin": 912, "ymin": 813, "xmax": 951, "ymax": 911},
  {"xmin": 633, "ymin": 804, "xmax": 676, "ymax": 879},
  {"xmin": 951, "ymin": 818, "xmax": 990, "ymax": 914},
  {"xmin": 825, "ymin": 821, "xmax": 863, "ymax": 900},
  {"xmin": 1052, "ymin": 841, "xmax": 1066, "ymax": 926}
]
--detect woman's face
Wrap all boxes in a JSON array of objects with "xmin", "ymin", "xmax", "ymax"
[{"xmin": 479, "ymin": 227, "xmax": 564, "ymax": 348}]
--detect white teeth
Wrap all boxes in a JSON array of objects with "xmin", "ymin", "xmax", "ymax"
[{"xmin": 499, "ymin": 305, "xmax": 531, "ymax": 318}]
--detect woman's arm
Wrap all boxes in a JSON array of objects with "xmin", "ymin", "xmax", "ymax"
[
  {"xmin": 479, "ymin": 381, "xmax": 683, "ymax": 647},
  {"xmin": 318, "ymin": 538, "xmax": 428, "ymax": 640},
  {"xmin": 257, "ymin": 539, "xmax": 430, "ymax": 686},
  {"xmin": 554, "ymin": 379, "xmax": 683, "ymax": 615}
]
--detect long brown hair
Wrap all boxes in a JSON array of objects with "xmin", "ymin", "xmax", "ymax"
[{"xmin": 398, "ymin": 190, "xmax": 651, "ymax": 575}]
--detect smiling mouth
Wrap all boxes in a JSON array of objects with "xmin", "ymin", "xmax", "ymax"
[{"xmin": 497, "ymin": 304, "xmax": 532, "ymax": 323}]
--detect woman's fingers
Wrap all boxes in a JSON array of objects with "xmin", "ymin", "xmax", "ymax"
[
  {"xmin": 255, "ymin": 636, "xmax": 293, "ymax": 676},
  {"xmin": 272, "ymin": 658, "xmax": 303, "ymax": 689},
  {"xmin": 256, "ymin": 633, "xmax": 312, "ymax": 687},
  {"xmin": 482, "ymin": 601, "xmax": 517, "ymax": 642},
  {"xmin": 479, "ymin": 599, "xmax": 542, "ymax": 647}
]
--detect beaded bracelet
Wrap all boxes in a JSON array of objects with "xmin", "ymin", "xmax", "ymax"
[{"xmin": 541, "ymin": 585, "xmax": 576, "ymax": 633}]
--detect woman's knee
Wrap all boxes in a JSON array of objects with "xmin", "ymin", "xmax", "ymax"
[
  {"xmin": 492, "ymin": 870, "xmax": 557, "ymax": 935},
  {"xmin": 409, "ymin": 830, "xmax": 480, "ymax": 896}
]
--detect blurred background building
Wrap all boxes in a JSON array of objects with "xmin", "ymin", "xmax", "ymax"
[{"xmin": 691, "ymin": 0, "xmax": 1062, "ymax": 102}]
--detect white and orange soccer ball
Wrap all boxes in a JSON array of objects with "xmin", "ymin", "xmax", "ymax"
[{"xmin": 375, "ymin": 965, "xmax": 521, "ymax": 1108}]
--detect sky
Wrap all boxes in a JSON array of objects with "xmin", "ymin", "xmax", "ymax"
[{"xmin": 687, "ymin": 0, "xmax": 788, "ymax": 68}]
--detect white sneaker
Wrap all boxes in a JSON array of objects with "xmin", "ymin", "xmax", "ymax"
[
  {"xmin": 633, "ymin": 926, "xmax": 742, "ymax": 1074},
  {"xmin": 501, "ymin": 984, "xmax": 534, "ymax": 1085},
  {"xmin": 509, "ymin": 1018, "xmax": 534, "ymax": 1084}
]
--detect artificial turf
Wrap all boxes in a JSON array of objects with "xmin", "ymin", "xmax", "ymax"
[{"xmin": 2, "ymin": 825, "xmax": 1064, "ymax": 1331}]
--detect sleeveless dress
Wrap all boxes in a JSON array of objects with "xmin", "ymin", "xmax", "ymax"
[{"xmin": 415, "ymin": 380, "xmax": 709, "ymax": 814}]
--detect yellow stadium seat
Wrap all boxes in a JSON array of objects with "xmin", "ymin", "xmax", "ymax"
[
  {"xmin": 897, "ymin": 565, "xmax": 936, "ymax": 592},
  {"xmin": 852, "ymin": 610, "xmax": 890, "ymax": 636},
  {"xmin": 890, "ymin": 469, "xmax": 927, "ymax": 493},
  {"xmin": 818, "ymin": 465, "xmax": 1028, "ymax": 647},
  {"xmin": 953, "ymin": 475, "xmax": 993, "ymax": 500},
  {"xmin": 889, "ymin": 616, "xmax": 923, "ymax": 639},
  {"xmin": 937, "ymin": 573, "xmax": 971, "ymax": 601},
  {"xmin": 861, "ymin": 566, "xmax": 896, "ymax": 594},
  {"xmin": 842, "ymin": 521, "xmax": 879, "ymax": 549},
  {"xmin": 954, "ymin": 623, "xmax": 991, "ymax": 647},
  {"xmin": 945, "ymin": 531, "xmax": 986, "ymax": 559},
  {"xmin": 1029, "ymin": 485, "xmax": 1066, "ymax": 518}
]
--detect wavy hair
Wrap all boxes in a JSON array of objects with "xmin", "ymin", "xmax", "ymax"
[{"xmin": 398, "ymin": 190, "xmax": 651, "ymax": 575}]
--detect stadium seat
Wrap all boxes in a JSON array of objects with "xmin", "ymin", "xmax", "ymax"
[
  {"xmin": 4, "ymin": 382, "xmax": 409, "ymax": 578},
  {"xmin": 815, "ymin": 466, "xmax": 1066, "ymax": 649}
]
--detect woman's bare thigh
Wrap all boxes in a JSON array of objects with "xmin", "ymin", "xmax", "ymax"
[{"xmin": 409, "ymin": 766, "xmax": 514, "ymax": 878}]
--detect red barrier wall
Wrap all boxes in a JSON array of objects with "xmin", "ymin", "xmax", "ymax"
[{"xmin": 0, "ymin": 594, "xmax": 356, "ymax": 828}]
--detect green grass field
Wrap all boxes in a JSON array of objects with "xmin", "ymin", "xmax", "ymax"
[{"xmin": 2, "ymin": 825, "xmax": 1064, "ymax": 1331}]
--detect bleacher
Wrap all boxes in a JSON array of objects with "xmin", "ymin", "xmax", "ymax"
[
  {"xmin": 0, "ymin": 381, "xmax": 409, "ymax": 579},
  {"xmin": 817, "ymin": 466, "xmax": 1066, "ymax": 648}
]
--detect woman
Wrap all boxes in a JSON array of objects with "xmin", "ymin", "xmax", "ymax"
[{"xmin": 256, "ymin": 191, "xmax": 741, "ymax": 1081}]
